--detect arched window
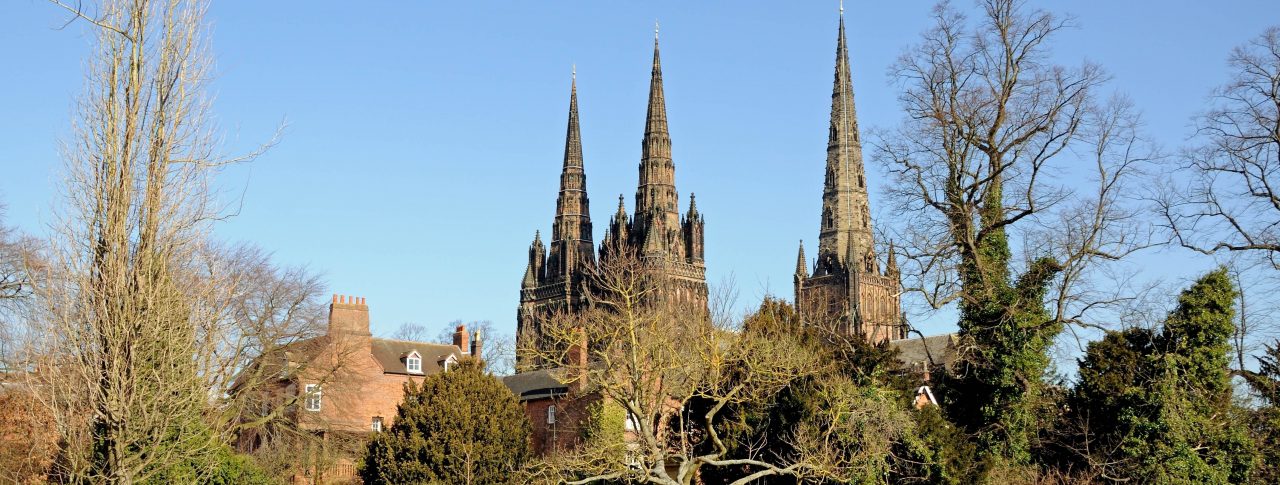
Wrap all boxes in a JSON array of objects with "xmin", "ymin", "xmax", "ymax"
[{"xmin": 547, "ymin": 405, "xmax": 557, "ymax": 425}]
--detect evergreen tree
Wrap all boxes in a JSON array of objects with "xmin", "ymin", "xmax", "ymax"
[
  {"xmin": 1244, "ymin": 341, "xmax": 1280, "ymax": 483},
  {"xmin": 359, "ymin": 359, "xmax": 531, "ymax": 485},
  {"xmin": 1069, "ymin": 268, "xmax": 1256, "ymax": 483}
]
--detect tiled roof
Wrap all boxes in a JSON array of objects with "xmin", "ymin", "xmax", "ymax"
[{"xmin": 369, "ymin": 338, "xmax": 463, "ymax": 376}]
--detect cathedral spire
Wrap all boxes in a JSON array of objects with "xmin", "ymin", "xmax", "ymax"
[
  {"xmin": 795, "ymin": 240, "xmax": 807, "ymax": 277},
  {"xmin": 634, "ymin": 24, "xmax": 678, "ymax": 237},
  {"xmin": 524, "ymin": 230, "xmax": 546, "ymax": 288},
  {"xmin": 546, "ymin": 70, "xmax": 595, "ymax": 281},
  {"xmin": 886, "ymin": 240, "xmax": 899, "ymax": 276},
  {"xmin": 815, "ymin": 7, "xmax": 874, "ymax": 273}
]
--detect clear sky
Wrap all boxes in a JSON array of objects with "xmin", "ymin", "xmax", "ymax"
[{"xmin": 2, "ymin": 1, "xmax": 1277, "ymax": 342}]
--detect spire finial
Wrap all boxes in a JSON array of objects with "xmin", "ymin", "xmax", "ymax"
[
  {"xmin": 840, "ymin": 0, "xmax": 844, "ymax": 15},
  {"xmin": 572, "ymin": 63, "xmax": 576, "ymax": 81},
  {"xmin": 655, "ymin": 20, "xmax": 660, "ymax": 41}
]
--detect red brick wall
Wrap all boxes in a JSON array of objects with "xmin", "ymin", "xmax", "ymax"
[
  {"xmin": 522, "ymin": 393, "xmax": 599, "ymax": 455},
  {"xmin": 297, "ymin": 337, "xmax": 426, "ymax": 434}
]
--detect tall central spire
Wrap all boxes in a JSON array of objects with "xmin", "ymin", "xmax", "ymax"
[
  {"xmin": 546, "ymin": 70, "xmax": 595, "ymax": 280},
  {"xmin": 815, "ymin": 9, "xmax": 874, "ymax": 273},
  {"xmin": 634, "ymin": 22, "xmax": 679, "ymax": 243}
]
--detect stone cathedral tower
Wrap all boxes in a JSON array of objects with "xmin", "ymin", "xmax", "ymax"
[
  {"xmin": 600, "ymin": 29, "xmax": 708, "ymax": 305},
  {"xmin": 794, "ymin": 10, "xmax": 905, "ymax": 343},
  {"xmin": 518, "ymin": 30, "xmax": 708, "ymax": 370},
  {"xmin": 517, "ymin": 72, "xmax": 597, "ymax": 367}
]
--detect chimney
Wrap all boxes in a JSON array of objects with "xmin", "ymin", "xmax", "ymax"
[
  {"xmin": 566, "ymin": 327, "xmax": 588, "ymax": 392},
  {"xmin": 470, "ymin": 328, "xmax": 484, "ymax": 360},
  {"xmin": 327, "ymin": 294, "xmax": 371, "ymax": 338},
  {"xmin": 453, "ymin": 325, "xmax": 470, "ymax": 354}
]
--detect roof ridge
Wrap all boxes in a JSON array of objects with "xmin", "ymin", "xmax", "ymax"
[{"xmin": 371, "ymin": 337, "xmax": 460, "ymax": 347}]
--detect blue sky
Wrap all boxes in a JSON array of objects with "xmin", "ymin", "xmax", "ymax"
[{"xmin": 2, "ymin": 1, "xmax": 1277, "ymax": 342}]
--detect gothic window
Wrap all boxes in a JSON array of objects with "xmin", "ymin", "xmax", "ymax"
[
  {"xmin": 861, "ymin": 206, "xmax": 869, "ymax": 228},
  {"xmin": 859, "ymin": 173, "xmax": 865, "ymax": 188},
  {"xmin": 304, "ymin": 384, "xmax": 322, "ymax": 412},
  {"xmin": 824, "ymin": 209, "xmax": 834, "ymax": 228}
]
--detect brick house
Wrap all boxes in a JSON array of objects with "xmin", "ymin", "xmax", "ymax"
[
  {"xmin": 233, "ymin": 294, "xmax": 481, "ymax": 483},
  {"xmin": 502, "ymin": 341, "xmax": 601, "ymax": 455}
]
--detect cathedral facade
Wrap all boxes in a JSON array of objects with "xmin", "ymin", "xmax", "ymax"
[
  {"xmin": 517, "ymin": 33, "xmax": 707, "ymax": 370},
  {"xmin": 518, "ymin": 11, "xmax": 905, "ymax": 369},
  {"xmin": 794, "ymin": 11, "xmax": 905, "ymax": 343}
]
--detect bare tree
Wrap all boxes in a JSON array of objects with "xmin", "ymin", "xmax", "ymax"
[
  {"xmin": 874, "ymin": 0, "xmax": 1155, "ymax": 464},
  {"xmin": 22, "ymin": 0, "xmax": 275, "ymax": 482},
  {"xmin": 0, "ymin": 207, "xmax": 40, "ymax": 368},
  {"xmin": 1159, "ymin": 26, "xmax": 1280, "ymax": 268},
  {"xmin": 878, "ymin": 0, "xmax": 1153, "ymax": 330},
  {"xmin": 521, "ymin": 248, "xmax": 912, "ymax": 484},
  {"xmin": 392, "ymin": 321, "xmax": 431, "ymax": 342}
]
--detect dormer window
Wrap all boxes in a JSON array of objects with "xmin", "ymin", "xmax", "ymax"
[
  {"xmin": 442, "ymin": 354, "xmax": 458, "ymax": 372},
  {"xmin": 406, "ymin": 351, "xmax": 422, "ymax": 374}
]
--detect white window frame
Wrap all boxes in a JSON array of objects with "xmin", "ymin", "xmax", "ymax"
[
  {"xmin": 442, "ymin": 354, "xmax": 457, "ymax": 372},
  {"xmin": 547, "ymin": 404, "xmax": 557, "ymax": 425},
  {"xmin": 304, "ymin": 384, "xmax": 322, "ymax": 412},
  {"xmin": 406, "ymin": 351, "xmax": 422, "ymax": 374},
  {"xmin": 372, "ymin": 416, "xmax": 384, "ymax": 432}
]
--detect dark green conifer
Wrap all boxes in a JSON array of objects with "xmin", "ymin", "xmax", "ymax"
[{"xmin": 359, "ymin": 359, "xmax": 531, "ymax": 485}]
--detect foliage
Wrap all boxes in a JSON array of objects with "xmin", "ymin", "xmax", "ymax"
[
  {"xmin": 698, "ymin": 298, "xmax": 941, "ymax": 485},
  {"xmin": 580, "ymin": 399, "xmax": 627, "ymax": 452},
  {"xmin": 1068, "ymin": 269, "xmax": 1256, "ymax": 482},
  {"xmin": 892, "ymin": 404, "xmax": 980, "ymax": 485},
  {"xmin": 141, "ymin": 441, "xmax": 277, "ymax": 485},
  {"xmin": 945, "ymin": 257, "xmax": 1062, "ymax": 466},
  {"xmin": 359, "ymin": 359, "xmax": 531, "ymax": 485},
  {"xmin": 1241, "ymin": 341, "xmax": 1280, "ymax": 482}
]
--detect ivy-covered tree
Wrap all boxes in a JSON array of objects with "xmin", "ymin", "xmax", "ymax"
[
  {"xmin": 359, "ymin": 359, "xmax": 531, "ymax": 485},
  {"xmin": 877, "ymin": 0, "xmax": 1153, "ymax": 469},
  {"xmin": 1069, "ymin": 268, "xmax": 1256, "ymax": 482}
]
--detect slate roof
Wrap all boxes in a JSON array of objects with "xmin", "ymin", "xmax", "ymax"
[
  {"xmin": 890, "ymin": 333, "xmax": 959, "ymax": 371},
  {"xmin": 502, "ymin": 367, "xmax": 570, "ymax": 402}
]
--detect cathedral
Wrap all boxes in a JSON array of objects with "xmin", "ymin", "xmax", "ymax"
[
  {"xmin": 517, "ymin": 11, "xmax": 904, "ymax": 370},
  {"xmin": 517, "ymin": 30, "xmax": 707, "ymax": 370},
  {"xmin": 794, "ymin": 11, "xmax": 906, "ymax": 343}
]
